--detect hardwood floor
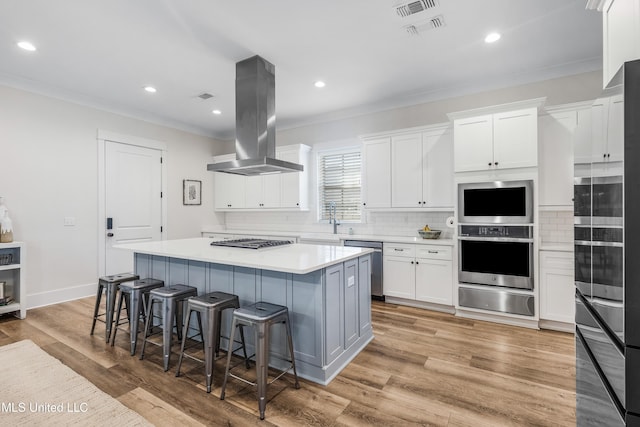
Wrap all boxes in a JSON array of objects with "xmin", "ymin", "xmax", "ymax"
[{"xmin": 0, "ymin": 298, "xmax": 576, "ymax": 426}]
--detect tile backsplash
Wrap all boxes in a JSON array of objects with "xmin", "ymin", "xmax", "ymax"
[
  {"xmin": 539, "ymin": 210, "xmax": 573, "ymax": 244},
  {"xmin": 224, "ymin": 210, "xmax": 455, "ymax": 239}
]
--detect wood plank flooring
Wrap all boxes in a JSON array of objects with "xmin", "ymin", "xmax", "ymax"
[{"xmin": 0, "ymin": 298, "xmax": 575, "ymax": 426}]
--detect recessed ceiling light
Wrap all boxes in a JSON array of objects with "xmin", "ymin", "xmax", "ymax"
[
  {"xmin": 144, "ymin": 86, "xmax": 157, "ymax": 93},
  {"xmin": 314, "ymin": 81, "xmax": 326, "ymax": 88},
  {"xmin": 484, "ymin": 32, "xmax": 501, "ymax": 43},
  {"xmin": 212, "ymin": 109, "xmax": 222, "ymax": 115},
  {"xmin": 17, "ymin": 41, "xmax": 36, "ymax": 51}
]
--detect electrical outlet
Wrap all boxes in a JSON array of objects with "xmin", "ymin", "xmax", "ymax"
[{"xmin": 63, "ymin": 217, "xmax": 76, "ymax": 226}]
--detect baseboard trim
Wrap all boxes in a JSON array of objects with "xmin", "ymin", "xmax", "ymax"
[
  {"xmin": 539, "ymin": 319, "xmax": 575, "ymax": 333},
  {"xmin": 27, "ymin": 282, "xmax": 96, "ymax": 310}
]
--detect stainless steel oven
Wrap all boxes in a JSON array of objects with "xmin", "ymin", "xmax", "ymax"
[
  {"xmin": 458, "ymin": 225, "xmax": 534, "ymax": 290},
  {"xmin": 458, "ymin": 180, "xmax": 533, "ymax": 224}
]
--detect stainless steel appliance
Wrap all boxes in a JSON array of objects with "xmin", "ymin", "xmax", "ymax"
[
  {"xmin": 207, "ymin": 55, "xmax": 303, "ymax": 176},
  {"xmin": 458, "ymin": 180, "xmax": 533, "ymax": 224},
  {"xmin": 343, "ymin": 240, "xmax": 384, "ymax": 300},
  {"xmin": 457, "ymin": 180, "xmax": 535, "ymax": 317},
  {"xmin": 458, "ymin": 225, "xmax": 534, "ymax": 290},
  {"xmin": 574, "ymin": 60, "xmax": 640, "ymax": 426},
  {"xmin": 209, "ymin": 238, "xmax": 292, "ymax": 249}
]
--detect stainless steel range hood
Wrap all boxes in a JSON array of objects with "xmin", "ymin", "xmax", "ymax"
[{"xmin": 207, "ymin": 55, "xmax": 303, "ymax": 176}]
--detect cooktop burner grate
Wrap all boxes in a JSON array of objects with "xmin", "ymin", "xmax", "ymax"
[{"xmin": 209, "ymin": 238, "xmax": 293, "ymax": 249}]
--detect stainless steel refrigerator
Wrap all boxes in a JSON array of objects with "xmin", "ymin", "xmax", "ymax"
[{"xmin": 574, "ymin": 59, "xmax": 640, "ymax": 426}]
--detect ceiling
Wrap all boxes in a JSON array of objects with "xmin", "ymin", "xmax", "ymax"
[{"xmin": 0, "ymin": 0, "xmax": 601, "ymax": 140}]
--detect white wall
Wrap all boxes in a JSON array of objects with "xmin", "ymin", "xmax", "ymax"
[{"xmin": 0, "ymin": 85, "xmax": 232, "ymax": 308}]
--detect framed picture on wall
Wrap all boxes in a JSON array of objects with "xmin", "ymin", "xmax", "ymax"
[{"xmin": 183, "ymin": 179, "xmax": 202, "ymax": 205}]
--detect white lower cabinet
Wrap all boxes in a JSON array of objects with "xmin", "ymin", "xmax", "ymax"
[
  {"xmin": 539, "ymin": 250, "xmax": 574, "ymax": 324},
  {"xmin": 383, "ymin": 243, "xmax": 453, "ymax": 305}
]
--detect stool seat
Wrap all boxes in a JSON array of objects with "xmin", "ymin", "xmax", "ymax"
[
  {"xmin": 139, "ymin": 284, "xmax": 198, "ymax": 371},
  {"xmin": 90, "ymin": 272, "xmax": 140, "ymax": 342},
  {"xmin": 220, "ymin": 301, "xmax": 299, "ymax": 420},
  {"xmin": 233, "ymin": 301, "xmax": 288, "ymax": 321},
  {"xmin": 176, "ymin": 291, "xmax": 248, "ymax": 393},
  {"xmin": 111, "ymin": 278, "xmax": 164, "ymax": 355}
]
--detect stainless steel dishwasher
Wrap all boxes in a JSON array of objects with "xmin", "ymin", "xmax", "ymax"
[{"xmin": 343, "ymin": 240, "xmax": 384, "ymax": 300}]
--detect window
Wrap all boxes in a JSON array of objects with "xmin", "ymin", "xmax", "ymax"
[{"xmin": 317, "ymin": 148, "xmax": 362, "ymax": 222}]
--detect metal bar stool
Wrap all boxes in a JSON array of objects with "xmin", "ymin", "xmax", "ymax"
[
  {"xmin": 175, "ymin": 291, "xmax": 249, "ymax": 393},
  {"xmin": 90, "ymin": 273, "xmax": 140, "ymax": 342},
  {"xmin": 220, "ymin": 301, "xmax": 300, "ymax": 420},
  {"xmin": 139, "ymin": 284, "xmax": 198, "ymax": 371},
  {"xmin": 110, "ymin": 278, "xmax": 164, "ymax": 355}
]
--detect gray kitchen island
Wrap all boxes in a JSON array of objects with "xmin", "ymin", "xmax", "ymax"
[{"xmin": 115, "ymin": 237, "xmax": 374, "ymax": 385}]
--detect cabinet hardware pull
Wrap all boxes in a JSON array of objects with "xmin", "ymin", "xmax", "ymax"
[
  {"xmin": 494, "ymin": 162, "xmax": 499, "ymax": 166},
  {"xmin": 411, "ymin": 261, "xmax": 414, "ymax": 264},
  {"xmin": 428, "ymin": 250, "xmax": 438, "ymax": 253},
  {"xmin": 607, "ymin": 153, "xmax": 611, "ymax": 158},
  {"xmin": 603, "ymin": 153, "xmax": 607, "ymax": 158},
  {"xmin": 394, "ymin": 248, "xmax": 403, "ymax": 251},
  {"xmin": 416, "ymin": 261, "xmax": 419, "ymax": 265},
  {"xmin": 488, "ymin": 162, "xmax": 492, "ymax": 166}
]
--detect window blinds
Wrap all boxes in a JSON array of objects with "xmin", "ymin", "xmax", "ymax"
[{"xmin": 318, "ymin": 150, "xmax": 362, "ymax": 221}]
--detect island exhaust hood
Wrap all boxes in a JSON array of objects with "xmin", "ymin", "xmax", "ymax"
[{"xmin": 207, "ymin": 55, "xmax": 303, "ymax": 176}]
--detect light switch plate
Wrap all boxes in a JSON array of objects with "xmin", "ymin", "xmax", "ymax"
[{"xmin": 348, "ymin": 276, "xmax": 355, "ymax": 287}]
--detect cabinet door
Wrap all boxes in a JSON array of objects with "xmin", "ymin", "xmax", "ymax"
[
  {"xmin": 244, "ymin": 175, "xmax": 263, "ymax": 208},
  {"xmin": 383, "ymin": 256, "xmax": 415, "ymax": 299},
  {"xmin": 573, "ymin": 108, "xmax": 593, "ymax": 165},
  {"xmin": 493, "ymin": 108, "xmax": 538, "ymax": 169},
  {"xmin": 391, "ymin": 133, "xmax": 422, "ymax": 208},
  {"xmin": 261, "ymin": 173, "xmax": 281, "ymax": 208},
  {"xmin": 362, "ymin": 138, "xmax": 391, "ymax": 208},
  {"xmin": 538, "ymin": 112, "xmax": 576, "ymax": 207},
  {"xmin": 325, "ymin": 263, "xmax": 345, "ymax": 364},
  {"xmin": 423, "ymin": 130, "xmax": 454, "ymax": 208},
  {"xmin": 453, "ymin": 115, "xmax": 493, "ymax": 172},
  {"xmin": 279, "ymin": 149, "xmax": 305, "ymax": 209},
  {"xmin": 603, "ymin": 0, "xmax": 640, "ymax": 86},
  {"xmin": 214, "ymin": 172, "xmax": 246, "ymax": 209},
  {"xmin": 344, "ymin": 259, "xmax": 359, "ymax": 349},
  {"xmin": 415, "ymin": 258, "xmax": 453, "ymax": 305},
  {"xmin": 539, "ymin": 251, "xmax": 575, "ymax": 323},
  {"xmin": 607, "ymin": 95, "xmax": 624, "ymax": 162}
]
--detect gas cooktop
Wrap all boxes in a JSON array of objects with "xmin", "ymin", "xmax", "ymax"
[{"xmin": 209, "ymin": 238, "xmax": 293, "ymax": 250}]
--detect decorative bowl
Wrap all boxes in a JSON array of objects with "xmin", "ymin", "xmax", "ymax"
[{"xmin": 417, "ymin": 229, "xmax": 442, "ymax": 239}]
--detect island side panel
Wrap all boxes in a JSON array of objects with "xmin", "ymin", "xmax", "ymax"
[
  {"xmin": 358, "ymin": 254, "xmax": 372, "ymax": 335},
  {"xmin": 290, "ymin": 270, "xmax": 323, "ymax": 367},
  {"xmin": 344, "ymin": 258, "xmax": 359, "ymax": 349},
  {"xmin": 325, "ymin": 263, "xmax": 345, "ymax": 365},
  {"xmin": 257, "ymin": 270, "xmax": 289, "ymax": 361}
]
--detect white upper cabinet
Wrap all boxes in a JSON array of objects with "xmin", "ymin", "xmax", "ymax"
[
  {"xmin": 538, "ymin": 109, "xmax": 578, "ymax": 208},
  {"xmin": 602, "ymin": 0, "xmax": 640, "ymax": 87},
  {"xmin": 573, "ymin": 107, "xmax": 593, "ymax": 165},
  {"xmin": 591, "ymin": 94, "xmax": 624, "ymax": 163},
  {"xmin": 391, "ymin": 129, "xmax": 453, "ymax": 208},
  {"xmin": 453, "ymin": 114, "xmax": 494, "ymax": 172},
  {"xmin": 453, "ymin": 107, "xmax": 539, "ymax": 172},
  {"xmin": 212, "ymin": 144, "xmax": 310, "ymax": 211},
  {"xmin": 213, "ymin": 154, "xmax": 247, "ymax": 209},
  {"xmin": 362, "ymin": 137, "xmax": 391, "ymax": 209},
  {"xmin": 279, "ymin": 146, "xmax": 311, "ymax": 210}
]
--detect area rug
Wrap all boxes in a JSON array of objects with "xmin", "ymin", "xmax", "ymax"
[{"xmin": 0, "ymin": 340, "xmax": 152, "ymax": 426}]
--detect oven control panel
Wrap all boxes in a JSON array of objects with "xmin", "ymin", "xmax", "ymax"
[{"xmin": 459, "ymin": 225, "xmax": 532, "ymax": 239}]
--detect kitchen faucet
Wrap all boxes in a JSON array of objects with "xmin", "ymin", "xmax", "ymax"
[{"xmin": 329, "ymin": 201, "xmax": 340, "ymax": 234}]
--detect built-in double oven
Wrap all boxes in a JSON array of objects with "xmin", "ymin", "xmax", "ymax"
[{"xmin": 457, "ymin": 180, "xmax": 535, "ymax": 317}]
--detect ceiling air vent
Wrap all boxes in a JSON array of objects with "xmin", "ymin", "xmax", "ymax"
[
  {"xmin": 395, "ymin": 0, "xmax": 438, "ymax": 18},
  {"xmin": 197, "ymin": 92, "xmax": 214, "ymax": 100},
  {"xmin": 404, "ymin": 15, "xmax": 446, "ymax": 35}
]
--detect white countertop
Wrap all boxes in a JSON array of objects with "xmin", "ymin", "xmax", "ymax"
[
  {"xmin": 202, "ymin": 228, "xmax": 454, "ymax": 246},
  {"xmin": 115, "ymin": 238, "xmax": 373, "ymax": 275}
]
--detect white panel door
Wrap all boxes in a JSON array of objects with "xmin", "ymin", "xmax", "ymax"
[
  {"xmin": 382, "ymin": 256, "xmax": 415, "ymax": 299},
  {"xmin": 415, "ymin": 258, "xmax": 453, "ymax": 305},
  {"xmin": 423, "ymin": 130, "xmax": 454, "ymax": 208},
  {"xmin": 493, "ymin": 108, "xmax": 538, "ymax": 169},
  {"xmin": 391, "ymin": 133, "xmax": 422, "ymax": 208},
  {"xmin": 105, "ymin": 141, "xmax": 162, "ymax": 275}
]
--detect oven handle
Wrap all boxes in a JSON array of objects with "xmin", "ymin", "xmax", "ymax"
[{"xmin": 457, "ymin": 236, "xmax": 533, "ymax": 243}]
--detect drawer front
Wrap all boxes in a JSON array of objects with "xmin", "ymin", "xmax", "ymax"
[
  {"xmin": 416, "ymin": 245, "xmax": 452, "ymax": 260},
  {"xmin": 540, "ymin": 251, "xmax": 573, "ymax": 271},
  {"xmin": 383, "ymin": 243, "xmax": 415, "ymax": 258}
]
